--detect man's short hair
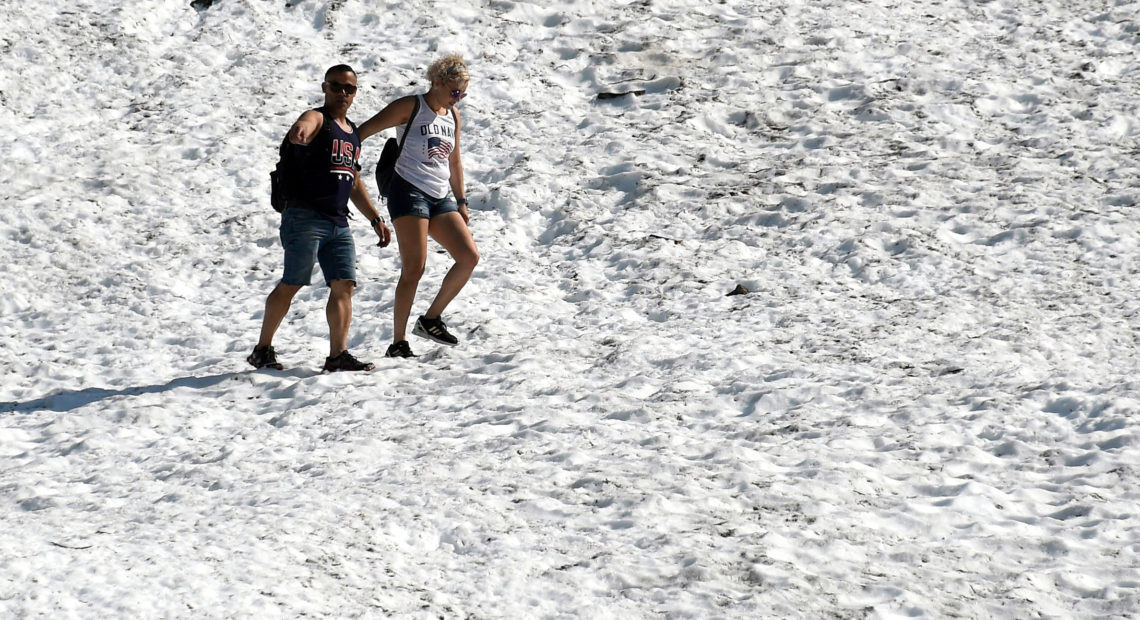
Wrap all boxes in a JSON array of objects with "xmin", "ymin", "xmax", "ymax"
[{"xmin": 325, "ymin": 64, "xmax": 356, "ymax": 80}]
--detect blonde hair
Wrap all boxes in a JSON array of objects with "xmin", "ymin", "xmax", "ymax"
[{"xmin": 427, "ymin": 54, "xmax": 469, "ymax": 84}]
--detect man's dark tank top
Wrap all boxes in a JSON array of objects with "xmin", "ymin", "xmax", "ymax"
[{"xmin": 290, "ymin": 108, "xmax": 361, "ymax": 227}]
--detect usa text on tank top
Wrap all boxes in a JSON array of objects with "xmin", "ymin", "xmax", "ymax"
[{"xmin": 297, "ymin": 111, "xmax": 361, "ymax": 226}]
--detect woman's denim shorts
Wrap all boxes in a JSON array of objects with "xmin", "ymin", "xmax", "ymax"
[
  {"xmin": 279, "ymin": 207, "xmax": 356, "ymax": 286},
  {"xmin": 387, "ymin": 173, "xmax": 459, "ymax": 220}
]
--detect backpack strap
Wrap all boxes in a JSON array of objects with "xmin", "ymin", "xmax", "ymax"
[
  {"xmin": 314, "ymin": 107, "xmax": 336, "ymax": 149},
  {"xmin": 281, "ymin": 108, "xmax": 336, "ymax": 157},
  {"xmin": 395, "ymin": 96, "xmax": 421, "ymax": 157}
]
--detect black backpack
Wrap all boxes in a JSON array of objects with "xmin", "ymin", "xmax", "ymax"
[
  {"xmin": 374, "ymin": 96, "xmax": 421, "ymax": 199},
  {"xmin": 269, "ymin": 108, "xmax": 353, "ymax": 212}
]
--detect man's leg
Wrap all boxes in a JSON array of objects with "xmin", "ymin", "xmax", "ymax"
[
  {"xmin": 258, "ymin": 283, "xmax": 302, "ymax": 347},
  {"xmin": 327, "ymin": 279, "xmax": 355, "ymax": 356}
]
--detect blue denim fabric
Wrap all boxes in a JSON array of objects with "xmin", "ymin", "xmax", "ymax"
[
  {"xmin": 279, "ymin": 207, "xmax": 356, "ymax": 286},
  {"xmin": 387, "ymin": 173, "xmax": 459, "ymax": 221}
]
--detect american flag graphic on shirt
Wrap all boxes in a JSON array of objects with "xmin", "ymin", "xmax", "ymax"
[{"xmin": 427, "ymin": 136, "xmax": 453, "ymax": 161}]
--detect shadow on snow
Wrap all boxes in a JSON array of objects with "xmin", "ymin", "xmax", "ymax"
[{"xmin": 0, "ymin": 369, "xmax": 315, "ymax": 414}]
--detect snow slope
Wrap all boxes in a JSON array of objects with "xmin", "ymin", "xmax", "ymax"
[{"xmin": 2, "ymin": 0, "xmax": 1139, "ymax": 617}]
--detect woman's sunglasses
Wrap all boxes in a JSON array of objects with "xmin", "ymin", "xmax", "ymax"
[{"xmin": 449, "ymin": 89, "xmax": 467, "ymax": 100}]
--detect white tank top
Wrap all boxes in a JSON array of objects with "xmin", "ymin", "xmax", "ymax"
[{"xmin": 395, "ymin": 95, "xmax": 457, "ymax": 199}]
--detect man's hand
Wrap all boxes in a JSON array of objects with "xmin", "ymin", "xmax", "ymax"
[
  {"xmin": 288, "ymin": 110, "xmax": 323, "ymax": 145},
  {"xmin": 373, "ymin": 219, "xmax": 392, "ymax": 247}
]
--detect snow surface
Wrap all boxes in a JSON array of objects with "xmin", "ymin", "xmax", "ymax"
[{"xmin": 2, "ymin": 0, "xmax": 1139, "ymax": 617}]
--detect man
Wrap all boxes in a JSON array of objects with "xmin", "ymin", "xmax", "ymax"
[{"xmin": 247, "ymin": 65, "xmax": 392, "ymax": 372}]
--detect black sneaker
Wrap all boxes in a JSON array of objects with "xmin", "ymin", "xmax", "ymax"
[
  {"xmin": 247, "ymin": 345, "xmax": 283, "ymax": 370},
  {"xmin": 385, "ymin": 340, "xmax": 416, "ymax": 358},
  {"xmin": 323, "ymin": 350, "xmax": 375, "ymax": 372},
  {"xmin": 412, "ymin": 316, "xmax": 458, "ymax": 346}
]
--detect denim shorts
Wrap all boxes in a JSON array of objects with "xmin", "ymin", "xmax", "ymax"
[
  {"xmin": 387, "ymin": 173, "xmax": 459, "ymax": 220},
  {"xmin": 279, "ymin": 207, "xmax": 356, "ymax": 286}
]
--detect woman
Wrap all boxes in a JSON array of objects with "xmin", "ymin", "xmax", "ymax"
[{"xmin": 358, "ymin": 55, "xmax": 479, "ymax": 358}]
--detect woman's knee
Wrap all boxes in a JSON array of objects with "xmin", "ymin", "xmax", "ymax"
[
  {"xmin": 400, "ymin": 261, "xmax": 427, "ymax": 282},
  {"xmin": 456, "ymin": 246, "xmax": 480, "ymax": 271}
]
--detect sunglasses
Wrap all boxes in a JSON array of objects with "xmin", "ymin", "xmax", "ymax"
[
  {"xmin": 326, "ymin": 81, "xmax": 357, "ymax": 95},
  {"xmin": 449, "ymin": 89, "xmax": 467, "ymax": 100}
]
